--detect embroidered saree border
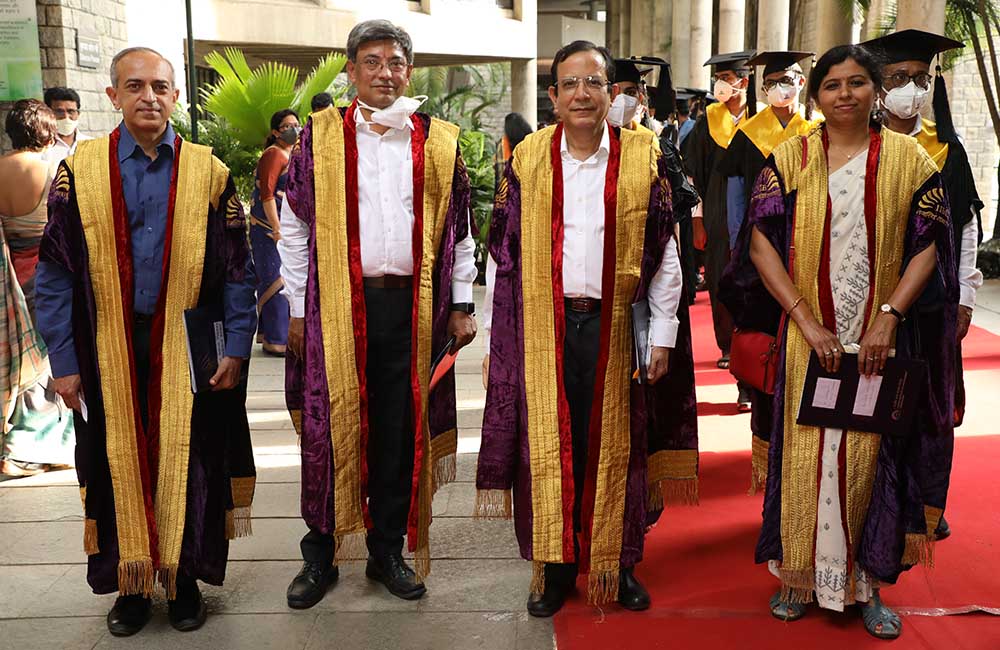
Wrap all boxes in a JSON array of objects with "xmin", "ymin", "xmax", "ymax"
[
  {"xmin": 513, "ymin": 126, "xmax": 565, "ymax": 564},
  {"xmin": 74, "ymin": 138, "xmax": 153, "ymax": 592}
]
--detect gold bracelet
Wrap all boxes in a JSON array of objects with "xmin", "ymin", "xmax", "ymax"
[{"xmin": 786, "ymin": 296, "xmax": 804, "ymax": 315}]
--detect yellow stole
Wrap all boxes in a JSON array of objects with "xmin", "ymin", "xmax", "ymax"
[
  {"xmin": 310, "ymin": 108, "xmax": 458, "ymax": 575},
  {"xmin": 740, "ymin": 105, "xmax": 816, "ymax": 158},
  {"xmin": 514, "ymin": 125, "xmax": 657, "ymax": 602},
  {"xmin": 768, "ymin": 127, "xmax": 938, "ymax": 601},
  {"xmin": 706, "ymin": 101, "xmax": 756, "ymax": 149},
  {"xmin": 914, "ymin": 118, "xmax": 949, "ymax": 172},
  {"xmin": 70, "ymin": 136, "xmax": 229, "ymax": 597}
]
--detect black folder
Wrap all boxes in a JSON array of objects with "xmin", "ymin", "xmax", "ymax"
[
  {"xmin": 796, "ymin": 352, "xmax": 927, "ymax": 437},
  {"xmin": 183, "ymin": 305, "xmax": 227, "ymax": 393},
  {"xmin": 631, "ymin": 300, "xmax": 651, "ymax": 384}
]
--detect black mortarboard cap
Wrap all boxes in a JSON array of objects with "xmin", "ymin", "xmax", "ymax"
[
  {"xmin": 703, "ymin": 50, "xmax": 755, "ymax": 72},
  {"xmin": 613, "ymin": 57, "xmax": 654, "ymax": 85},
  {"xmin": 860, "ymin": 29, "xmax": 963, "ymax": 65},
  {"xmin": 676, "ymin": 87, "xmax": 709, "ymax": 101},
  {"xmin": 862, "ymin": 29, "xmax": 964, "ymax": 143},
  {"xmin": 746, "ymin": 50, "xmax": 814, "ymax": 76}
]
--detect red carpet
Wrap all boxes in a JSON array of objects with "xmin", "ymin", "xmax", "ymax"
[{"xmin": 553, "ymin": 298, "xmax": 1000, "ymax": 649}]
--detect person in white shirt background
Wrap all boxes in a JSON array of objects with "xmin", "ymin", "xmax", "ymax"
[{"xmin": 41, "ymin": 87, "xmax": 93, "ymax": 165}]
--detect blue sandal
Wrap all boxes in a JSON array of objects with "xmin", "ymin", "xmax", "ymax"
[
  {"xmin": 769, "ymin": 591, "xmax": 807, "ymax": 621},
  {"xmin": 861, "ymin": 591, "xmax": 902, "ymax": 640}
]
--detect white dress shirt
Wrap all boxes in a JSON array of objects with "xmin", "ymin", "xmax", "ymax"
[
  {"xmin": 42, "ymin": 131, "xmax": 93, "ymax": 165},
  {"xmin": 483, "ymin": 123, "xmax": 683, "ymax": 349},
  {"xmin": 908, "ymin": 116, "xmax": 983, "ymax": 308},
  {"xmin": 278, "ymin": 107, "xmax": 477, "ymax": 318}
]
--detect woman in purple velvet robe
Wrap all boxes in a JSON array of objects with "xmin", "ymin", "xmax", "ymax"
[{"xmin": 736, "ymin": 45, "xmax": 957, "ymax": 639}]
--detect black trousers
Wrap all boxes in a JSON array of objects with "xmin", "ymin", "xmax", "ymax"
[
  {"xmin": 546, "ymin": 309, "xmax": 602, "ymax": 588},
  {"xmin": 301, "ymin": 286, "xmax": 415, "ymax": 564}
]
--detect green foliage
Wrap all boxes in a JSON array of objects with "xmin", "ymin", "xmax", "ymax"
[
  {"xmin": 201, "ymin": 48, "xmax": 349, "ymax": 147},
  {"xmin": 459, "ymin": 130, "xmax": 497, "ymax": 265},
  {"xmin": 171, "ymin": 105, "xmax": 260, "ymax": 202}
]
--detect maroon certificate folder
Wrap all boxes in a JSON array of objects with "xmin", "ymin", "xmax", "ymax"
[{"xmin": 795, "ymin": 352, "xmax": 927, "ymax": 437}]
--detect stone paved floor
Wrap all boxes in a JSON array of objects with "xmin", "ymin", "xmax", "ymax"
[{"xmin": 4, "ymin": 282, "xmax": 1000, "ymax": 649}]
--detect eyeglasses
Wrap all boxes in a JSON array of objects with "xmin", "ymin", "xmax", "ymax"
[
  {"xmin": 554, "ymin": 75, "xmax": 610, "ymax": 94},
  {"xmin": 762, "ymin": 75, "xmax": 800, "ymax": 91},
  {"xmin": 52, "ymin": 108, "xmax": 80, "ymax": 118},
  {"xmin": 883, "ymin": 71, "xmax": 933, "ymax": 90},
  {"xmin": 360, "ymin": 57, "xmax": 408, "ymax": 73}
]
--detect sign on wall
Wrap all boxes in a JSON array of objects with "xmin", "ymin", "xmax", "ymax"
[
  {"xmin": 0, "ymin": 0, "xmax": 43, "ymax": 101},
  {"xmin": 77, "ymin": 33, "xmax": 101, "ymax": 69}
]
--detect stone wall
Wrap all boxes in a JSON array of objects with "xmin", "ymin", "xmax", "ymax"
[
  {"xmin": 1, "ymin": 0, "xmax": 127, "ymax": 151},
  {"xmin": 950, "ymin": 54, "xmax": 999, "ymax": 237}
]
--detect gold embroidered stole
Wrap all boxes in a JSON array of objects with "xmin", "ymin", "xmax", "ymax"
[
  {"xmin": 72, "ymin": 137, "xmax": 228, "ymax": 596},
  {"xmin": 513, "ymin": 127, "xmax": 656, "ymax": 596},
  {"xmin": 310, "ymin": 108, "xmax": 458, "ymax": 572},
  {"xmin": 914, "ymin": 118, "xmax": 949, "ymax": 172},
  {"xmin": 771, "ymin": 128, "xmax": 937, "ymax": 600},
  {"xmin": 706, "ymin": 101, "xmax": 746, "ymax": 149},
  {"xmin": 740, "ymin": 106, "xmax": 814, "ymax": 159}
]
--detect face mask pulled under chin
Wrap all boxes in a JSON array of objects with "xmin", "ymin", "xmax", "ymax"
[
  {"xmin": 766, "ymin": 82, "xmax": 800, "ymax": 109},
  {"xmin": 357, "ymin": 94, "xmax": 428, "ymax": 129},
  {"xmin": 713, "ymin": 78, "xmax": 743, "ymax": 103},
  {"xmin": 607, "ymin": 93, "xmax": 639, "ymax": 127},
  {"xmin": 882, "ymin": 81, "xmax": 930, "ymax": 120},
  {"xmin": 55, "ymin": 117, "xmax": 78, "ymax": 137}
]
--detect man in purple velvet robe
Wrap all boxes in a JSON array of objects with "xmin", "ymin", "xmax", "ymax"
[
  {"xmin": 477, "ymin": 40, "xmax": 698, "ymax": 618},
  {"xmin": 277, "ymin": 20, "xmax": 476, "ymax": 608}
]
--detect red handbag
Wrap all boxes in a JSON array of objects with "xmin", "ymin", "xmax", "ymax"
[{"xmin": 728, "ymin": 136, "xmax": 808, "ymax": 395}]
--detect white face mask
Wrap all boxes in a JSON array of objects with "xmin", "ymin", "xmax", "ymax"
[
  {"xmin": 357, "ymin": 94, "xmax": 427, "ymax": 130},
  {"xmin": 607, "ymin": 93, "xmax": 639, "ymax": 127},
  {"xmin": 766, "ymin": 82, "xmax": 800, "ymax": 109},
  {"xmin": 713, "ymin": 78, "xmax": 742, "ymax": 103},
  {"xmin": 56, "ymin": 117, "xmax": 78, "ymax": 137},
  {"xmin": 882, "ymin": 81, "xmax": 930, "ymax": 120}
]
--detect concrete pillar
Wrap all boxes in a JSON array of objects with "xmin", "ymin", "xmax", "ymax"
[
  {"xmin": 653, "ymin": 0, "xmax": 672, "ymax": 60},
  {"xmin": 619, "ymin": 0, "xmax": 632, "ymax": 59},
  {"xmin": 862, "ymin": 0, "xmax": 886, "ymax": 40},
  {"xmin": 511, "ymin": 58, "xmax": 538, "ymax": 129},
  {"xmin": 630, "ymin": 0, "xmax": 654, "ymax": 54},
  {"xmin": 718, "ymin": 0, "xmax": 746, "ymax": 53},
  {"xmin": 896, "ymin": 0, "xmax": 945, "ymax": 34},
  {"xmin": 813, "ymin": 0, "xmax": 854, "ymax": 58},
  {"xmin": 690, "ymin": 0, "xmax": 713, "ymax": 89},
  {"xmin": 757, "ymin": 0, "xmax": 790, "ymax": 51},
  {"xmin": 671, "ymin": 0, "xmax": 692, "ymax": 86},
  {"xmin": 607, "ymin": 0, "xmax": 621, "ymax": 56}
]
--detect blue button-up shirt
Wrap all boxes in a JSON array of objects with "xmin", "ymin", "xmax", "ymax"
[{"xmin": 37, "ymin": 122, "xmax": 256, "ymax": 377}]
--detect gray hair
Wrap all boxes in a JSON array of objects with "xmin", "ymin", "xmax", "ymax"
[
  {"xmin": 110, "ymin": 47, "xmax": 176, "ymax": 87},
  {"xmin": 346, "ymin": 20, "xmax": 414, "ymax": 64}
]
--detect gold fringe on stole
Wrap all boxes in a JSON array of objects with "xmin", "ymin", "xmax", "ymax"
[
  {"xmin": 647, "ymin": 478, "xmax": 699, "ymax": 510},
  {"xmin": 430, "ymin": 429, "xmax": 457, "ymax": 493},
  {"xmin": 333, "ymin": 532, "xmax": 369, "ymax": 564},
  {"xmin": 530, "ymin": 560, "xmax": 545, "ymax": 595},
  {"xmin": 118, "ymin": 559, "xmax": 155, "ymax": 598},
  {"xmin": 587, "ymin": 570, "xmax": 620, "ymax": 606},
  {"xmin": 474, "ymin": 489, "xmax": 513, "ymax": 519},
  {"xmin": 84, "ymin": 519, "xmax": 99, "ymax": 555},
  {"xmin": 225, "ymin": 508, "xmax": 253, "ymax": 540},
  {"xmin": 289, "ymin": 409, "xmax": 303, "ymax": 436},
  {"xmin": 750, "ymin": 437, "xmax": 769, "ymax": 494},
  {"xmin": 158, "ymin": 565, "xmax": 179, "ymax": 600},
  {"xmin": 902, "ymin": 533, "xmax": 936, "ymax": 568},
  {"xmin": 414, "ymin": 543, "xmax": 431, "ymax": 581},
  {"xmin": 433, "ymin": 454, "xmax": 456, "ymax": 493},
  {"xmin": 227, "ymin": 476, "xmax": 256, "ymax": 539},
  {"xmin": 777, "ymin": 567, "xmax": 815, "ymax": 604}
]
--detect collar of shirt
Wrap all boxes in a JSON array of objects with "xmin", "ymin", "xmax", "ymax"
[
  {"xmin": 559, "ymin": 121, "xmax": 610, "ymax": 166},
  {"xmin": 907, "ymin": 114, "xmax": 924, "ymax": 137},
  {"xmin": 117, "ymin": 121, "xmax": 176, "ymax": 163},
  {"xmin": 353, "ymin": 105, "xmax": 414, "ymax": 135}
]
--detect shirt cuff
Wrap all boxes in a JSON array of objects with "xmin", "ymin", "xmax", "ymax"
[
  {"xmin": 451, "ymin": 279, "xmax": 474, "ymax": 304},
  {"xmin": 959, "ymin": 285, "xmax": 977, "ymax": 309},
  {"xmin": 650, "ymin": 318, "xmax": 679, "ymax": 349},
  {"xmin": 49, "ymin": 348, "xmax": 80, "ymax": 378},
  {"xmin": 289, "ymin": 295, "xmax": 305, "ymax": 319},
  {"xmin": 225, "ymin": 332, "xmax": 253, "ymax": 359}
]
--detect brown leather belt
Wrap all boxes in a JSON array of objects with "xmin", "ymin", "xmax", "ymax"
[
  {"xmin": 363, "ymin": 275, "xmax": 413, "ymax": 289},
  {"xmin": 565, "ymin": 297, "xmax": 601, "ymax": 313}
]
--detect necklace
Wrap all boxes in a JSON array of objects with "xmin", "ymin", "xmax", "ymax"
[{"xmin": 834, "ymin": 143, "xmax": 868, "ymax": 160}]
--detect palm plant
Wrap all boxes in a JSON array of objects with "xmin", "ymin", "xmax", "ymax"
[{"xmin": 201, "ymin": 48, "xmax": 350, "ymax": 147}]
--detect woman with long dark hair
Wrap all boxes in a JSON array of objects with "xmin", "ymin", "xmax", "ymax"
[
  {"xmin": 250, "ymin": 109, "xmax": 300, "ymax": 355},
  {"xmin": 740, "ymin": 45, "xmax": 957, "ymax": 639}
]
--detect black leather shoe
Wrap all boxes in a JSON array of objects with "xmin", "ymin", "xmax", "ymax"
[
  {"xmin": 365, "ymin": 554, "xmax": 426, "ymax": 600},
  {"xmin": 617, "ymin": 567, "xmax": 651, "ymax": 611},
  {"xmin": 935, "ymin": 515, "xmax": 951, "ymax": 541},
  {"xmin": 287, "ymin": 561, "xmax": 339, "ymax": 609},
  {"xmin": 168, "ymin": 580, "xmax": 207, "ymax": 632},
  {"xmin": 107, "ymin": 594, "xmax": 152, "ymax": 637},
  {"xmin": 526, "ymin": 580, "xmax": 573, "ymax": 618}
]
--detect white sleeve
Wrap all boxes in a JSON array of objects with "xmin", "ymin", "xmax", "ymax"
[
  {"xmin": 648, "ymin": 238, "xmax": 683, "ymax": 348},
  {"xmin": 482, "ymin": 254, "xmax": 497, "ymax": 351},
  {"xmin": 451, "ymin": 208, "xmax": 477, "ymax": 303},
  {"xmin": 959, "ymin": 218, "xmax": 983, "ymax": 309},
  {"xmin": 277, "ymin": 200, "xmax": 310, "ymax": 318}
]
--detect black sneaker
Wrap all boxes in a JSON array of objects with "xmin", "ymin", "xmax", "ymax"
[
  {"xmin": 106, "ymin": 594, "xmax": 152, "ymax": 637},
  {"xmin": 287, "ymin": 561, "xmax": 339, "ymax": 609},
  {"xmin": 365, "ymin": 554, "xmax": 426, "ymax": 600}
]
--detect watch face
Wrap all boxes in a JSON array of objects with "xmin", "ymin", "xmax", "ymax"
[{"xmin": 881, "ymin": 304, "xmax": 890, "ymax": 313}]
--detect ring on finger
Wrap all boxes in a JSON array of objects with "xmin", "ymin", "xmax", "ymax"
[{"xmin": 824, "ymin": 351, "xmax": 833, "ymax": 357}]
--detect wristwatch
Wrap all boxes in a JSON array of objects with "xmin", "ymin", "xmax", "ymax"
[
  {"xmin": 450, "ymin": 302, "xmax": 476, "ymax": 316},
  {"xmin": 880, "ymin": 303, "xmax": 904, "ymax": 321}
]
